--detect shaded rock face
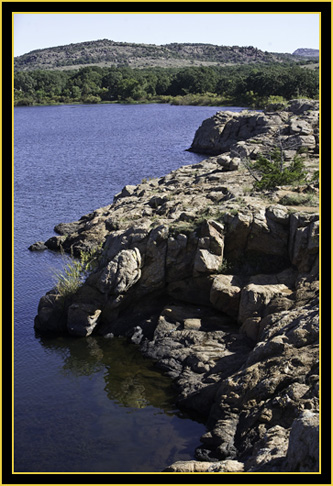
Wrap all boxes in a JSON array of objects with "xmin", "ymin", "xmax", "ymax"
[
  {"xmin": 67, "ymin": 304, "xmax": 102, "ymax": 337},
  {"xmin": 32, "ymin": 100, "xmax": 320, "ymax": 473}
]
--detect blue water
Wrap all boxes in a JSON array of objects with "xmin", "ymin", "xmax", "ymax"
[{"xmin": 14, "ymin": 103, "xmax": 245, "ymax": 473}]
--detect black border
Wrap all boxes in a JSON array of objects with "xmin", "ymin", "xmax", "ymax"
[{"xmin": 4, "ymin": 1, "xmax": 331, "ymax": 485}]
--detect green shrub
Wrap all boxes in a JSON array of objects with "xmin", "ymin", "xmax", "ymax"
[
  {"xmin": 311, "ymin": 170, "xmax": 319, "ymax": 183},
  {"xmin": 250, "ymin": 148, "xmax": 307, "ymax": 190},
  {"xmin": 279, "ymin": 193, "xmax": 318, "ymax": 206},
  {"xmin": 53, "ymin": 245, "xmax": 101, "ymax": 298}
]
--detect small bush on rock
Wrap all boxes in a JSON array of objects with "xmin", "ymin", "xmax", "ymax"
[
  {"xmin": 250, "ymin": 148, "xmax": 307, "ymax": 190},
  {"xmin": 53, "ymin": 246, "xmax": 101, "ymax": 298}
]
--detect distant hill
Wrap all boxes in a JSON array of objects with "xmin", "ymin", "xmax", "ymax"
[
  {"xmin": 14, "ymin": 39, "xmax": 299, "ymax": 72},
  {"xmin": 292, "ymin": 48, "xmax": 319, "ymax": 58}
]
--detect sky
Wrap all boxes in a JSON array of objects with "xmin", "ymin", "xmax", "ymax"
[{"xmin": 14, "ymin": 12, "xmax": 320, "ymax": 57}]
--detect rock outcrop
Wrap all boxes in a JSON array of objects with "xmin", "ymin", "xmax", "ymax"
[
  {"xmin": 189, "ymin": 98, "xmax": 319, "ymax": 160},
  {"xmin": 31, "ymin": 100, "xmax": 320, "ymax": 473}
]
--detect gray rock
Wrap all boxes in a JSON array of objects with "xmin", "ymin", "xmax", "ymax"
[
  {"xmin": 289, "ymin": 214, "xmax": 319, "ymax": 273},
  {"xmin": 114, "ymin": 184, "xmax": 137, "ymax": 200},
  {"xmin": 285, "ymin": 411, "xmax": 319, "ymax": 471},
  {"xmin": 67, "ymin": 303, "xmax": 102, "ymax": 337},
  {"xmin": 140, "ymin": 225, "xmax": 169, "ymax": 290},
  {"xmin": 210, "ymin": 274, "xmax": 243, "ymax": 319},
  {"xmin": 287, "ymin": 99, "xmax": 319, "ymax": 115},
  {"xmin": 44, "ymin": 235, "xmax": 67, "ymax": 251},
  {"xmin": 129, "ymin": 326, "xmax": 144, "ymax": 344},
  {"xmin": 163, "ymin": 459, "xmax": 244, "ymax": 472},
  {"xmin": 96, "ymin": 247, "xmax": 141, "ymax": 295},
  {"xmin": 216, "ymin": 154, "xmax": 240, "ymax": 171},
  {"xmin": 34, "ymin": 292, "xmax": 67, "ymax": 333},
  {"xmin": 194, "ymin": 249, "xmax": 222, "ymax": 275},
  {"xmin": 28, "ymin": 241, "xmax": 47, "ymax": 251},
  {"xmin": 245, "ymin": 425, "xmax": 289, "ymax": 471}
]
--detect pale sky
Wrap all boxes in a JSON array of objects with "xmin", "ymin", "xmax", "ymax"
[{"xmin": 14, "ymin": 12, "xmax": 320, "ymax": 57}]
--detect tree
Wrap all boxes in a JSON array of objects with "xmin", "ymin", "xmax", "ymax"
[
  {"xmin": 155, "ymin": 71, "xmax": 172, "ymax": 95},
  {"xmin": 14, "ymin": 71, "xmax": 36, "ymax": 94},
  {"xmin": 117, "ymin": 78, "xmax": 141, "ymax": 99},
  {"xmin": 168, "ymin": 67, "xmax": 218, "ymax": 95},
  {"xmin": 248, "ymin": 148, "xmax": 307, "ymax": 190},
  {"xmin": 101, "ymin": 66, "xmax": 123, "ymax": 99}
]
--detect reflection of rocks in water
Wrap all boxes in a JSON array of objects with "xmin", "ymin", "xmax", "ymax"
[
  {"xmin": 36, "ymin": 334, "xmax": 105, "ymax": 377},
  {"xmin": 113, "ymin": 378, "xmax": 149, "ymax": 409},
  {"xmin": 62, "ymin": 337, "xmax": 105, "ymax": 377},
  {"xmin": 37, "ymin": 334, "xmax": 177, "ymax": 412},
  {"xmin": 102, "ymin": 338, "xmax": 177, "ymax": 411},
  {"xmin": 104, "ymin": 367, "xmax": 176, "ymax": 412}
]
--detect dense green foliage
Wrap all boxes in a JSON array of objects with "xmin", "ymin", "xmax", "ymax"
[
  {"xmin": 250, "ymin": 148, "xmax": 307, "ymax": 190},
  {"xmin": 14, "ymin": 63, "xmax": 319, "ymax": 107}
]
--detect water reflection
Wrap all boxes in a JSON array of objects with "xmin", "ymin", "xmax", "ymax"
[{"xmin": 37, "ymin": 334, "xmax": 179, "ymax": 414}]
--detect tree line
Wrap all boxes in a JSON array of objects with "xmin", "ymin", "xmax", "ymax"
[{"xmin": 14, "ymin": 63, "xmax": 319, "ymax": 107}]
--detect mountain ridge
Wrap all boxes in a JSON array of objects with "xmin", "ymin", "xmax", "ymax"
[{"xmin": 15, "ymin": 38, "xmax": 308, "ymax": 71}]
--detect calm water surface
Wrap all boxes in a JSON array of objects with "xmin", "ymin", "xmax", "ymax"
[{"xmin": 14, "ymin": 103, "xmax": 245, "ymax": 472}]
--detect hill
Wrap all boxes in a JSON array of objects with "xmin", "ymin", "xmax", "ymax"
[
  {"xmin": 14, "ymin": 39, "xmax": 298, "ymax": 72},
  {"xmin": 292, "ymin": 48, "xmax": 319, "ymax": 58}
]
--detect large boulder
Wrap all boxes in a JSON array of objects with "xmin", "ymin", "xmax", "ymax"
[
  {"xmin": 285, "ymin": 411, "xmax": 319, "ymax": 471},
  {"xmin": 96, "ymin": 247, "xmax": 142, "ymax": 295},
  {"xmin": 34, "ymin": 291, "xmax": 68, "ymax": 334},
  {"xmin": 140, "ymin": 225, "xmax": 169, "ymax": 291},
  {"xmin": 289, "ymin": 213, "xmax": 319, "ymax": 273},
  {"xmin": 210, "ymin": 274, "xmax": 243, "ymax": 319},
  {"xmin": 238, "ymin": 282, "xmax": 293, "ymax": 324},
  {"xmin": 67, "ymin": 304, "xmax": 102, "ymax": 337}
]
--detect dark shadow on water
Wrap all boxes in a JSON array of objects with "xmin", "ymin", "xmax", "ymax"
[
  {"xmin": 36, "ymin": 333, "xmax": 202, "ymax": 419},
  {"xmin": 13, "ymin": 333, "xmax": 207, "ymax": 472}
]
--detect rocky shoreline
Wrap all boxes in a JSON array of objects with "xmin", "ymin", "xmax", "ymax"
[{"xmin": 31, "ymin": 99, "xmax": 320, "ymax": 473}]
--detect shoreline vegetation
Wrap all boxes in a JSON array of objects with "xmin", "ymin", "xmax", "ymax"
[
  {"xmin": 15, "ymin": 92, "xmax": 314, "ymax": 109},
  {"xmin": 14, "ymin": 63, "xmax": 319, "ymax": 109}
]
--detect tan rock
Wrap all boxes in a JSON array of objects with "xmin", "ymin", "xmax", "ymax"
[
  {"xmin": 194, "ymin": 249, "xmax": 222, "ymax": 275},
  {"xmin": 163, "ymin": 459, "xmax": 244, "ymax": 472},
  {"xmin": 184, "ymin": 318, "xmax": 202, "ymax": 330},
  {"xmin": 238, "ymin": 282, "xmax": 293, "ymax": 324},
  {"xmin": 210, "ymin": 274, "xmax": 243, "ymax": 319}
]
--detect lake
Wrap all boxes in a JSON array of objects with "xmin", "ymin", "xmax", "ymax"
[{"xmin": 14, "ymin": 103, "xmax": 246, "ymax": 473}]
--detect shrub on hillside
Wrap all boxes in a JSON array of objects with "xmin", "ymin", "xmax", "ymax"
[{"xmin": 249, "ymin": 148, "xmax": 307, "ymax": 190}]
